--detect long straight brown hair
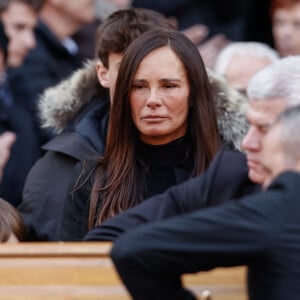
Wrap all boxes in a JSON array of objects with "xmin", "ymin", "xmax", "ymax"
[{"xmin": 88, "ymin": 29, "xmax": 221, "ymax": 228}]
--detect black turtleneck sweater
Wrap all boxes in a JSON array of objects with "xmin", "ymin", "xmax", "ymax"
[
  {"xmin": 137, "ymin": 135, "xmax": 194, "ymax": 199},
  {"xmin": 59, "ymin": 134, "xmax": 194, "ymax": 241}
]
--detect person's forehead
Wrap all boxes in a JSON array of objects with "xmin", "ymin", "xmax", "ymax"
[
  {"xmin": 225, "ymin": 55, "xmax": 273, "ymax": 92},
  {"xmin": 274, "ymin": 2, "xmax": 300, "ymax": 17},
  {"xmin": 3, "ymin": 2, "xmax": 38, "ymax": 22}
]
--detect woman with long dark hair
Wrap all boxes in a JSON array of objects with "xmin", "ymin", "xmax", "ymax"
[{"xmin": 60, "ymin": 29, "xmax": 222, "ymax": 240}]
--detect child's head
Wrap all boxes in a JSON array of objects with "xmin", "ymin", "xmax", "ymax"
[
  {"xmin": 95, "ymin": 7, "xmax": 175, "ymax": 100},
  {"xmin": 0, "ymin": 198, "xmax": 24, "ymax": 242}
]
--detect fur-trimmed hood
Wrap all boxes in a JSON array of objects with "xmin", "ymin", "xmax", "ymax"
[
  {"xmin": 38, "ymin": 60, "xmax": 105, "ymax": 134},
  {"xmin": 207, "ymin": 69, "xmax": 248, "ymax": 151},
  {"xmin": 39, "ymin": 60, "xmax": 248, "ymax": 151}
]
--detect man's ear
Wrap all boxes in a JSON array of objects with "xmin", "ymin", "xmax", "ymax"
[{"xmin": 96, "ymin": 60, "xmax": 110, "ymax": 88}]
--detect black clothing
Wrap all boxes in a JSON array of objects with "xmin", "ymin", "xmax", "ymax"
[
  {"xmin": 111, "ymin": 172, "xmax": 300, "ymax": 300},
  {"xmin": 84, "ymin": 150, "xmax": 259, "ymax": 241},
  {"xmin": 19, "ymin": 96, "xmax": 109, "ymax": 241},
  {"xmin": 60, "ymin": 135, "xmax": 195, "ymax": 241},
  {"xmin": 137, "ymin": 135, "xmax": 194, "ymax": 198}
]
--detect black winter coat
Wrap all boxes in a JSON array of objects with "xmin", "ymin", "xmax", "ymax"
[{"xmin": 19, "ymin": 97, "xmax": 109, "ymax": 241}]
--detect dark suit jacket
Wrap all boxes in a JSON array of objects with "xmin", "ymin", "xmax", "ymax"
[
  {"xmin": 110, "ymin": 172, "xmax": 300, "ymax": 300},
  {"xmin": 84, "ymin": 150, "xmax": 259, "ymax": 241}
]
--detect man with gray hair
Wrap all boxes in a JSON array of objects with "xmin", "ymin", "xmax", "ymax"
[
  {"xmin": 214, "ymin": 41, "xmax": 279, "ymax": 95},
  {"xmin": 242, "ymin": 55, "xmax": 300, "ymax": 184}
]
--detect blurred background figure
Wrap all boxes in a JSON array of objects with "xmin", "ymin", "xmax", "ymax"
[
  {"xmin": 271, "ymin": 0, "xmax": 300, "ymax": 57},
  {"xmin": 8, "ymin": 0, "xmax": 96, "ymax": 146},
  {"xmin": 0, "ymin": 0, "xmax": 39, "ymax": 67},
  {"xmin": 214, "ymin": 42, "xmax": 279, "ymax": 95},
  {"xmin": 0, "ymin": 1, "xmax": 42, "ymax": 207}
]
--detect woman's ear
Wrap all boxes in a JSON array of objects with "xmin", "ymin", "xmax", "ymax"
[{"xmin": 96, "ymin": 60, "xmax": 110, "ymax": 88}]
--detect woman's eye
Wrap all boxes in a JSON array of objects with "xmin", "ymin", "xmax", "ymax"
[
  {"xmin": 132, "ymin": 84, "xmax": 145, "ymax": 89},
  {"xmin": 164, "ymin": 83, "xmax": 176, "ymax": 88}
]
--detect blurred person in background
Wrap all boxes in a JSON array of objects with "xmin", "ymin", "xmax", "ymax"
[
  {"xmin": 0, "ymin": 1, "xmax": 43, "ymax": 207},
  {"xmin": 271, "ymin": 0, "xmax": 300, "ymax": 57},
  {"xmin": 0, "ymin": 0, "xmax": 41, "ymax": 67},
  {"xmin": 8, "ymin": 0, "xmax": 96, "ymax": 146},
  {"xmin": 214, "ymin": 41, "xmax": 279, "ymax": 95}
]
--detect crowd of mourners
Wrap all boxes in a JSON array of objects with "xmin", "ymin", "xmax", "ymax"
[{"xmin": 1, "ymin": 1, "xmax": 300, "ymax": 299}]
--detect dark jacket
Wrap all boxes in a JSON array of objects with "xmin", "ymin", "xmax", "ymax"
[
  {"xmin": 110, "ymin": 172, "xmax": 300, "ymax": 300},
  {"xmin": 84, "ymin": 150, "xmax": 259, "ymax": 241},
  {"xmin": 8, "ymin": 20, "xmax": 83, "ymax": 145},
  {"xmin": 19, "ymin": 62, "xmax": 109, "ymax": 241},
  {"xmin": 0, "ymin": 81, "xmax": 40, "ymax": 207}
]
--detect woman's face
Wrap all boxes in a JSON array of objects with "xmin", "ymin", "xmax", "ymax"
[{"xmin": 130, "ymin": 46, "xmax": 190, "ymax": 145}]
